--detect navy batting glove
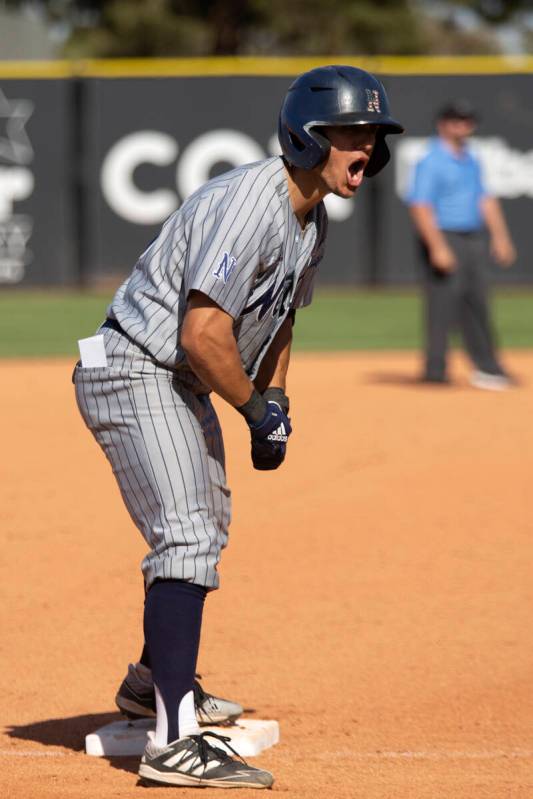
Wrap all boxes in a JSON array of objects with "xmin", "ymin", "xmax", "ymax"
[
  {"xmin": 249, "ymin": 401, "xmax": 292, "ymax": 471},
  {"xmin": 236, "ymin": 389, "xmax": 292, "ymax": 471},
  {"xmin": 251, "ymin": 437, "xmax": 287, "ymax": 470},
  {"xmin": 249, "ymin": 400, "xmax": 291, "ymax": 441},
  {"xmin": 262, "ymin": 386, "xmax": 289, "ymax": 415}
]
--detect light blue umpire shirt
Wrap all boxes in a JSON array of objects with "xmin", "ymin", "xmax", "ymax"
[{"xmin": 408, "ymin": 137, "xmax": 488, "ymax": 232}]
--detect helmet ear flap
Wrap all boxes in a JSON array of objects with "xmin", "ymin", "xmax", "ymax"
[
  {"xmin": 287, "ymin": 129, "xmax": 306, "ymax": 153},
  {"xmin": 279, "ymin": 122, "xmax": 332, "ymax": 170},
  {"xmin": 308, "ymin": 127, "xmax": 331, "ymax": 167},
  {"xmin": 365, "ymin": 133, "xmax": 390, "ymax": 178}
]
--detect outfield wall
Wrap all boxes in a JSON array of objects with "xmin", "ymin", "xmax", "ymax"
[{"xmin": 0, "ymin": 57, "xmax": 532, "ymax": 286}]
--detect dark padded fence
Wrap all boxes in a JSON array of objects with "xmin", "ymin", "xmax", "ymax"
[
  {"xmin": 0, "ymin": 68, "xmax": 531, "ymax": 286},
  {"xmin": 0, "ymin": 78, "xmax": 78, "ymax": 285}
]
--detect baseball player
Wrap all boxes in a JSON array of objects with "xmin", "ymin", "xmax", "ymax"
[{"xmin": 74, "ymin": 65, "xmax": 402, "ymax": 788}]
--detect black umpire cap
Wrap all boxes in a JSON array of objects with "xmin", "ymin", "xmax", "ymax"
[{"xmin": 436, "ymin": 99, "xmax": 479, "ymax": 123}]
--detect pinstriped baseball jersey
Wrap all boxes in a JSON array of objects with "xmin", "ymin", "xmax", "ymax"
[
  {"xmin": 75, "ymin": 155, "xmax": 329, "ymax": 591},
  {"xmin": 109, "ymin": 156, "xmax": 327, "ymax": 389}
]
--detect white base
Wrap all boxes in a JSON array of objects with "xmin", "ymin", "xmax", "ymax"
[{"xmin": 85, "ymin": 718, "xmax": 279, "ymax": 758}]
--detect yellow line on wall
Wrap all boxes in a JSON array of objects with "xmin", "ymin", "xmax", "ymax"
[
  {"xmin": 1, "ymin": 55, "xmax": 533, "ymax": 79},
  {"xmin": 0, "ymin": 60, "xmax": 73, "ymax": 78}
]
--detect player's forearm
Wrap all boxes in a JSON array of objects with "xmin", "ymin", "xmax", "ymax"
[
  {"xmin": 183, "ymin": 332, "xmax": 254, "ymax": 406},
  {"xmin": 253, "ymin": 316, "xmax": 293, "ymax": 393},
  {"xmin": 409, "ymin": 204, "xmax": 449, "ymax": 252},
  {"xmin": 181, "ymin": 298, "xmax": 255, "ymax": 407}
]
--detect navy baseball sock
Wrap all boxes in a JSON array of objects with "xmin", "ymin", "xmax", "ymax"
[
  {"xmin": 139, "ymin": 582, "xmax": 152, "ymax": 669},
  {"xmin": 144, "ymin": 579, "xmax": 207, "ymax": 744},
  {"xmin": 139, "ymin": 642, "xmax": 151, "ymax": 669}
]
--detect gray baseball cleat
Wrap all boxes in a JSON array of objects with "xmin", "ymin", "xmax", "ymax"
[
  {"xmin": 138, "ymin": 730, "xmax": 274, "ymax": 788},
  {"xmin": 115, "ymin": 663, "xmax": 244, "ymax": 725}
]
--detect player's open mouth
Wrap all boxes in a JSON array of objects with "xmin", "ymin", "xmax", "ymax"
[{"xmin": 347, "ymin": 158, "xmax": 367, "ymax": 188}]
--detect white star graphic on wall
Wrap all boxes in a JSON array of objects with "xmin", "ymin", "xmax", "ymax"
[{"xmin": 0, "ymin": 89, "xmax": 34, "ymax": 165}]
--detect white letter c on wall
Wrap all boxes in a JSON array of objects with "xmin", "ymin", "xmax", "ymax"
[{"xmin": 101, "ymin": 131, "xmax": 178, "ymax": 224}]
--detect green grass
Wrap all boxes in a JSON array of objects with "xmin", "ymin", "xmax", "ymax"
[
  {"xmin": 0, "ymin": 291, "xmax": 112, "ymax": 358},
  {"xmin": 0, "ymin": 288, "xmax": 531, "ymax": 358},
  {"xmin": 293, "ymin": 289, "xmax": 533, "ymax": 351},
  {"xmin": 294, "ymin": 289, "xmax": 425, "ymax": 350}
]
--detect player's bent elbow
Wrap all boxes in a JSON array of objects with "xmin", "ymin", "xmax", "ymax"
[
  {"xmin": 182, "ymin": 304, "xmax": 234, "ymax": 357},
  {"xmin": 180, "ymin": 330, "xmax": 206, "ymax": 375},
  {"xmin": 181, "ymin": 321, "xmax": 220, "ymax": 366},
  {"xmin": 181, "ymin": 310, "xmax": 208, "ymax": 354},
  {"xmin": 180, "ymin": 322, "xmax": 196, "ymax": 358}
]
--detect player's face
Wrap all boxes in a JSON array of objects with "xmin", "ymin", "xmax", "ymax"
[{"xmin": 317, "ymin": 125, "xmax": 378, "ymax": 198}]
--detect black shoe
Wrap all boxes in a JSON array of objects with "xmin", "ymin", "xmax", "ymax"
[
  {"xmin": 115, "ymin": 664, "xmax": 243, "ymax": 724},
  {"xmin": 193, "ymin": 677, "xmax": 243, "ymax": 725},
  {"xmin": 138, "ymin": 730, "xmax": 274, "ymax": 788}
]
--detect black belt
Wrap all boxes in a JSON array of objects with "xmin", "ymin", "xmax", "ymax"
[
  {"xmin": 98, "ymin": 318, "xmax": 206, "ymax": 392},
  {"xmin": 442, "ymin": 229, "xmax": 482, "ymax": 237},
  {"xmin": 100, "ymin": 317, "xmax": 158, "ymax": 362},
  {"xmin": 101, "ymin": 317, "xmax": 138, "ymax": 350},
  {"xmin": 101, "ymin": 317, "xmax": 124, "ymax": 335}
]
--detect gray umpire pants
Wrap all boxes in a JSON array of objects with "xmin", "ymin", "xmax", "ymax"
[
  {"xmin": 420, "ymin": 230, "xmax": 504, "ymax": 380},
  {"xmin": 74, "ymin": 325, "xmax": 230, "ymax": 590}
]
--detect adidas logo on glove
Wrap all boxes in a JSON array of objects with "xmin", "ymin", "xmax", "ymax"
[{"xmin": 267, "ymin": 423, "xmax": 289, "ymax": 443}]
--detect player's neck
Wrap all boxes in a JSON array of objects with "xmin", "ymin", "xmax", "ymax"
[{"xmin": 284, "ymin": 162, "xmax": 327, "ymax": 228}]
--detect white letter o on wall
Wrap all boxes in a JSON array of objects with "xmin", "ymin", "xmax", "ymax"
[
  {"xmin": 177, "ymin": 130, "xmax": 265, "ymax": 198},
  {"xmin": 101, "ymin": 131, "xmax": 178, "ymax": 224}
]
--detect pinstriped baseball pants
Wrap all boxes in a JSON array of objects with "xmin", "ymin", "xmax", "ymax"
[{"xmin": 74, "ymin": 327, "xmax": 230, "ymax": 590}]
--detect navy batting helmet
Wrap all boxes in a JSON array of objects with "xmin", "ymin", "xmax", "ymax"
[{"xmin": 278, "ymin": 65, "xmax": 404, "ymax": 176}]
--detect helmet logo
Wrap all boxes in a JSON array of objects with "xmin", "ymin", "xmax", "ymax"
[{"xmin": 365, "ymin": 89, "xmax": 381, "ymax": 113}]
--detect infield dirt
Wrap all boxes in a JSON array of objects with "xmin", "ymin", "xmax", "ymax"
[{"xmin": 2, "ymin": 351, "xmax": 533, "ymax": 798}]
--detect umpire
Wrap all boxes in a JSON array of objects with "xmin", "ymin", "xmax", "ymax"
[{"xmin": 408, "ymin": 100, "xmax": 516, "ymax": 389}]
